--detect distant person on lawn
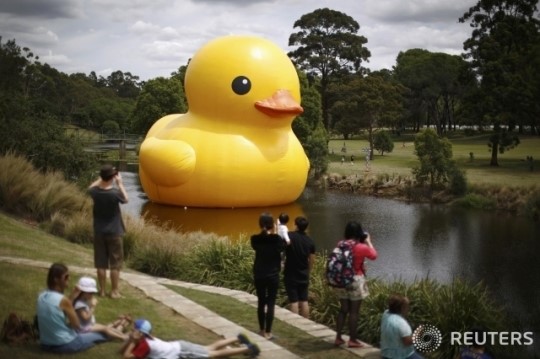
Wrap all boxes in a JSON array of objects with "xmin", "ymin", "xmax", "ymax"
[{"xmin": 88, "ymin": 164, "xmax": 128, "ymax": 298}]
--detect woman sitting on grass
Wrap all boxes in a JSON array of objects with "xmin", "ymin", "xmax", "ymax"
[
  {"xmin": 72, "ymin": 276, "xmax": 130, "ymax": 341},
  {"xmin": 36, "ymin": 263, "xmax": 107, "ymax": 353}
]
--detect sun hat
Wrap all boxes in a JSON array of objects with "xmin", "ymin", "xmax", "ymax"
[
  {"xmin": 134, "ymin": 319, "xmax": 152, "ymax": 336},
  {"xmin": 77, "ymin": 276, "xmax": 98, "ymax": 293}
]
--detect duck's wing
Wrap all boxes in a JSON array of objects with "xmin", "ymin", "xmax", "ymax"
[{"xmin": 139, "ymin": 137, "xmax": 196, "ymax": 187}]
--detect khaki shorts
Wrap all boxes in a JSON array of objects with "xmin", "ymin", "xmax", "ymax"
[
  {"xmin": 94, "ymin": 234, "xmax": 123, "ymax": 270},
  {"xmin": 333, "ymin": 275, "xmax": 369, "ymax": 301}
]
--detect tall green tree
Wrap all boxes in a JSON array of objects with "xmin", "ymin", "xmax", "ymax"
[
  {"xmin": 0, "ymin": 38, "xmax": 96, "ymax": 180},
  {"xmin": 106, "ymin": 70, "xmax": 141, "ymax": 99},
  {"xmin": 394, "ymin": 49, "xmax": 474, "ymax": 134},
  {"xmin": 459, "ymin": 0, "xmax": 540, "ymax": 165},
  {"xmin": 413, "ymin": 128, "xmax": 454, "ymax": 188},
  {"xmin": 330, "ymin": 73, "xmax": 405, "ymax": 158},
  {"xmin": 130, "ymin": 77, "xmax": 186, "ymax": 135},
  {"xmin": 288, "ymin": 8, "xmax": 371, "ymax": 131},
  {"xmin": 293, "ymin": 70, "xmax": 328, "ymax": 178},
  {"xmin": 373, "ymin": 131, "xmax": 394, "ymax": 156}
]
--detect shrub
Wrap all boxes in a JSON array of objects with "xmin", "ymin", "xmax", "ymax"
[
  {"xmin": 179, "ymin": 238, "xmax": 254, "ymax": 292},
  {"xmin": 125, "ymin": 215, "xmax": 220, "ymax": 278},
  {"xmin": 521, "ymin": 189, "xmax": 540, "ymax": 221},
  {"xmin": 0, "ymin": 153, "xmax": 42, "ymax": 216},
  {"xmin": 373, "ymin": 130, "xmax": 395, "ymax": 155},
  {"xmin": 453, "ymin": 193, "xmax": 496, "ymax": 210},
  {"xmin": 26, "ymin": 172, "xmax": 89, "ymax": 222},
  {"xmin": 0, "ymin": 153, "xmax": 91, "ymax": 221},
  {"xmin": 448, "ymin": 166, "xmax": 468, "ymax": 196}
]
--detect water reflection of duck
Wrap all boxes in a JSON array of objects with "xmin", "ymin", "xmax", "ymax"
[
  {"xmin": 139, "ymin": 35, "xmax": 310, "ymax": 208},
  {"xmin": 142, "ymin": 201, "xmax": 306, "ymax": 238}
]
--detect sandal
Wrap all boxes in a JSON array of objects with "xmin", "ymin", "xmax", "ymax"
[
  {"xmin": 347, "ymin": 339, "xmax": 365, "ymax": 348},
  {"xmin": 334, "ymin": 337, "xmax": 345, "ymax": 346},
  {"xmin": 109, "ymin": 291, "xmax": 123, "ymax": 299}
]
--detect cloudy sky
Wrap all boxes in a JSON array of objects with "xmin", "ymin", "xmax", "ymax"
[{"xmin": 0, "ymin": 0, "xmax": 477, "ymax": 81}]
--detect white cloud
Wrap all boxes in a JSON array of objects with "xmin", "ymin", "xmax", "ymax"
[
  {"xmin": 1, "ymin": 0, "xmax": 478, "ymax": 80},
  {"xmin": 130, "ymin": 21, "xmax": 161, "ymax": 34},
  {"xmin": 41, "ymin": 50, "xmax": 71, "ymax": 66}
]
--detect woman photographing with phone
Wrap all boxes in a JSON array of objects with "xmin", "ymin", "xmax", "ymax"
[{"xmin": 333, "ymin": 221, "xmax": 378, "ymax": 348}]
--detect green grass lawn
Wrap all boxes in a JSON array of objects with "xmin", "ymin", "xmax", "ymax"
[
  {"xmin": 0, "ymin": 263, "xmax": 220, "ymax": 359},
  {"xmin": 0, "ymin": 213, "xmax": 358, "ymax": 358},
  {"xmin": 328, "ymin": 134, "xmax": 540, "ymax": 186},
  {"xmin": 0, "ymin": 213, "xmax": 221, "ymax": 358}
]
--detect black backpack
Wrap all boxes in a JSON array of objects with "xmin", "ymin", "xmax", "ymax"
[{"xmin": 0, "ymin": 312, "xmax": 38, "ymax": 345}]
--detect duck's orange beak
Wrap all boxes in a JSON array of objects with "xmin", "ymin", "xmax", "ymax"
[{"xmin": 255, "ymin": 89, "xmax": 303, "ymax": 117}]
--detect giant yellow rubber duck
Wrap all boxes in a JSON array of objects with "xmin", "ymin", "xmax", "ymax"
[{"xmin": 139, "ymin": 35, "xmax": 310, "ymax": 207}]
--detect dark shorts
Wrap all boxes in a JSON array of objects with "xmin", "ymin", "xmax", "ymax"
[
  {"xmin": 284, "ymin": 280, "xmax": 309, "ymax": 302},
  {"xmin": 94, "ymin": 234, "xmax": 123, "ymax": 269}
]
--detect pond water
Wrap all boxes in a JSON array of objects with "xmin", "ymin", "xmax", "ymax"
[{"xmin": 121, "ymin": 171, "xmax": 540, "ymax": 352}]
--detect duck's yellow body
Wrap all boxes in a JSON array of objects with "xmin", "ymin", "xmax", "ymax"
[{"xmin": 139, "ymin": 35, "xmax": 310, "ymax": 207}]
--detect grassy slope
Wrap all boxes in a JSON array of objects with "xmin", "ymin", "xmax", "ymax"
[
  {"xmin": 0, "ymin": 213, "xmax": 357, "ymax": 359},
  {"xmin": 328, "ymin": 135, "xmax": 540, "ymax": 186},
  {"xmin": 0, "ymin": 213, "xmax": 221, "ymax": 359}
]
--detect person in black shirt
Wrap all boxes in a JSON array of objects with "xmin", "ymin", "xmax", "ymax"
[
  {"xmin": 88, "ymin": 164, "xmax": 128, "ymax": 299},
  {"xmin": 283, "ymin": 216, "xmax": 315, "ymax": 318},
  {"xmin": 250, "ymin": 213, "xmax": 285, "ymax": 340}
]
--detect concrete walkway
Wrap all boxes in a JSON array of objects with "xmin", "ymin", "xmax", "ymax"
[{"xmin": 0, "ymin": 256, "xmax": 381, "ymax": 359}]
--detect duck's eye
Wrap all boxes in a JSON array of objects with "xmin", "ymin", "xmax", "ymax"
[{"xmin": 231, "ymin": 76, "xmax": 251, "ymax": 95}]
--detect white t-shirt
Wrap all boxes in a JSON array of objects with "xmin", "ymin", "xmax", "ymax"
[
  {"xmin": 277, "ymin": 224, "xmax": 290, "ymax": 244},
  {"xmin": 74, "ymin": 299, "xmax": 96, "ymax": 332}
]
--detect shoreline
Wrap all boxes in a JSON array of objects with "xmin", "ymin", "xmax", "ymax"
[{"xmin": 315, "ymin": 172, "xmax": 539, "ymax": 218}]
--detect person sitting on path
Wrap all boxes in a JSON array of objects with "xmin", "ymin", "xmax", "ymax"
[
  {"xmin": 72, "ymin": 276, "xmax": 130, "ymax": 341},
  {"xmin": 283, "ymin": 216, "xmax": 316, "ymax": 318},
  {"xmin": 120, "ymin": 319, "xmax": 260, "ymax": 358},
  {"xmin": 36, "ymin": 263, "xmax": 107, "ymax": 353},
  {"xmin": 380, "ymin": 294, "xmax": 424, "ymax": 359}
]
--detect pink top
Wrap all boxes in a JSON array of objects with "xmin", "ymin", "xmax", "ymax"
[{"xmin": 352, "ymin": 242, "xmax": 378, "ymax": 276}]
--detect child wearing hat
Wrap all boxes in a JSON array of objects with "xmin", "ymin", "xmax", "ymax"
[
  {"xmin": 120, "ymin": 319, "xmax": 260, "ymax": 358},
  {"xmin": 73, "ymin": 276, "xmax": 130, "ymax": 341}
]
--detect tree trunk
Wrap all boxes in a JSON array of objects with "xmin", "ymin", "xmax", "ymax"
[
  {"xmin": 368, "ymin": 125, "xmax": 374, "ymax": 160},
  {"xmin": 490, "ymin": 142, "xmax": 499, "ymax": 166}
]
